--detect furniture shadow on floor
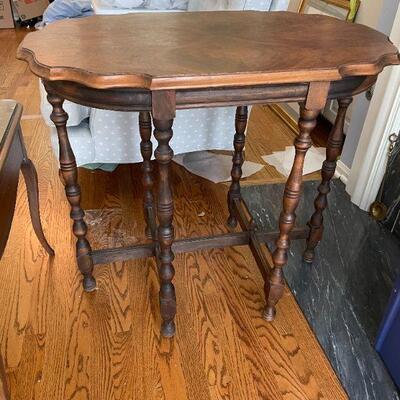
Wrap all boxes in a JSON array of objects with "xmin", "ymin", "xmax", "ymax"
[{"xmin": 243, "ymin": 179, "xmax": 400, "ymax": 400}]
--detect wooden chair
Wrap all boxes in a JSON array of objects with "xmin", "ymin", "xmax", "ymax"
[{"xmin": 0, "ymin": 99, "xmax": 54, "ymax": 398}]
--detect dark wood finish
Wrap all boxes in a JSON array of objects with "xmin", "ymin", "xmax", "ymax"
[
  {"xmin": 304, "ymin": 97, "xmax": 353, "ymax": 263},
  {"xmin": 2, "ymin": 27, "xmax": 352, "ymax": 399},
  {"xmin": 40, "ymin": 76, "xmax": 375, "ymax": 112},
  {"xmin": 233, "ymin": 198, "xmax": 272, "ymax": 282},
  {"xmin": 17, "ymin": 12, "xmax": 399, "ymax": 90},
  {"xmin": 265, "ymin": 104, "xmax": 321, "ymax": 322},
  {"xmin": 18, "ymin": 11, "xmax": 399, "ymax": 336},
  {"xmin": 20, "ymin": 156, "xmax": 55, "ymax": 256},
  {"xmin": 152, "ymin": 91, "xmax": 177, "ymax": 337},
  {"xmin": 0, "ymin": 101, "xmax": 54, "ymax": 258},
  {"xmin": 305, "ymin": 82, "xmax": 331, "ymax": 110},
  {"xmin": 227, "ymin": 106, "xmax": 248, "ymax": 228},
  {"xmin": 91, "ymin": 227, "xmax": 308, "ymax": 265},
  {"xmin": 44, "ymin": 86, "xmax": 96, "ymax": 292},
  {"xmin": 139, "ymin": 111, "xmax": 154, "ymax": 239}
]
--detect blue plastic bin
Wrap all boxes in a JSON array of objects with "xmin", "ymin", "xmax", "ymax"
[{"xmin": 376, "ymin": 275, "xmax": 400, "ymax": 389}]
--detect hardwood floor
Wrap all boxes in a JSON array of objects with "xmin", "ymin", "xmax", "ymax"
[{"xmin": 0, "ymin": 27, "xmax": 347, "ymax": 399}]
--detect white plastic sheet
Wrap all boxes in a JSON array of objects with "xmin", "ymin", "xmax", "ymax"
[
  {"xmin": 173, "ymin": 151, "xmax": 264, "ymax": 183},
  {"xmin": 262, "ymin": 146, "xmax": 326, "ymax": 177}
]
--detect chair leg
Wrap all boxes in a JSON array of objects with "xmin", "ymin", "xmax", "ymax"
[
  {"xmin": 139, "ymin": 111, "xmax": 155, "ymax": 239},
  {"xmin": 45, "ymin": 83, "xmax": 96, "ymax": 292},
  {"xmin": 20, "ymin": 157, "xmax": 55, "ymax": 256},
  {"xmin": 264, "ymin": 106, "xmax": 320, "ymax": 321},
  {"xmin": 227, "ymin": 106, "xmax": 248, "ymax": 228},
  {"xmin": 303, "ymin": 97, "xmax": 353, "ymax": 264},
  {"xmin": 18, "ymin": 127, "xmax": 54, "ymax": 256}
]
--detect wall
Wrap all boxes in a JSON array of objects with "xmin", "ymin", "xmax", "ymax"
[
  {"xmin": 285, "ymin": 0, "xmax": 399, "ymax": 168},
  {"xmin": 341, "ymin": 0, "xmax": 399, "ymax": 168}
]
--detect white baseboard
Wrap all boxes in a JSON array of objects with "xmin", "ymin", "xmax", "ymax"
[{"xmin": 335, "ymin": 160, "xmax": 350, "ymax": 185}]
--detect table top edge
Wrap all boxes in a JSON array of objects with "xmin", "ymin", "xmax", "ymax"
[{"xmin": 17, "ymin": 45, "xmax": 399, "ymax": 91}]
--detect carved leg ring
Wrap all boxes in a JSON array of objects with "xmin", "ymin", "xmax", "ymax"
[
  {"xmin": 46, "ymin": 87, "xmax": 96, "ymax": 292},
  {"xmin": 303, "ymin": 97, "xmax": 353, "ymax": 263},
  {"xmin": 264, "ymin": 107, "xmax": 320, "ymax": 321},
  {"xmin": 227, "ymin": 106, "xmax": 248, "ymax": 228},
  {"xmin": 153, "ymin": 117, "xmax": 176, "ymax": 337},
  {"xmin": 139, "ymin": 111, "xmax": 155, "ymax": 239}
]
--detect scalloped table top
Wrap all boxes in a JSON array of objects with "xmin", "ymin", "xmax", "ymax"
[{"xmin": 17, "ymin": 11, "xmax": 399, "ymax": 90}]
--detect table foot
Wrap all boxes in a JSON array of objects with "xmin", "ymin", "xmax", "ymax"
[
  {"xmin": 83, "ymin": 275, "xmax": 97, "ymax": 292},
  {"xmin": 302, "ymin": 249, "xmax": 315, "ymax": 264},
  {"xmin": 77, "ymin": 247, "xmax": 96, "ymax": 292},
  {"xmin": 263, "ymin": 306, "xmax": 276, "ymax": 322},
  {"xmin": 227, "ymin": 106, "xmax": 248, "ymax": 228},
  {"xmin": 264, "ymin": 269, "xmax": 285, "ymax": 321},
  {"xmin": 303, "ymin": 97, "xmax": 352, "ymax": 264},
  {"xmin": 161, "ymin": 319, "xmax": 176, "ymax": 338}
]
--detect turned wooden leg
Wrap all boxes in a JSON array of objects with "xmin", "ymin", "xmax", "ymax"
[
  {"xmin": 139, "ymin": 111, "xmax": 155, "ymax": 239},
  {"xmin": 153, "ymin": 117, "xmax": 176, "ymax": 337},
  {"xmin": 227, "ymin": 106, "xmax": 248, "ymax": 228},
  {"xmin": 46, "ymin": 85, "xmax": 96, "ymax": 292},
  {"xmin": 303, "ymin": 97, "xmax": 352, "ymax": 263},
  {"xmin": 58, "ymin": 168, "xmax": 66, "ymax": 186},
  {"xmin": 264, "ymin": 106, "xmax": 320, "ymax": 321}
]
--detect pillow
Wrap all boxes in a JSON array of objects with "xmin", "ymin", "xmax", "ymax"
[
  {"xmin": 100, "ymin": 0, "xmax": 188, "ymax": 10},
  {"xmin": 106, "ymin": 0, "xmax": 145, "ymax": 8},
  {"xmin": 144, "ymin": 0, "xmax": 188, "ymax": 9},
  {"xmin": 188, "ymin": 0, "xmax": 245, "ymax": 11},
  {"xmin": 187, "ymin": 0, "xmax": 277, "ymax": 11},
  {"xmin": 42, "ymin": 0, "xmax": 93, "ymax": 24}
]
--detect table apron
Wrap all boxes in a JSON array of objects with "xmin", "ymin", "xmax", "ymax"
[{"xmin": 44, "ymin": 75, "xmax": 376, "ymax": 112}]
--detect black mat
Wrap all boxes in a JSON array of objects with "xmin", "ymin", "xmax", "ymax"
[{"xmin": 242, "ymin": 179, "xmax": 400, "ymax": 400}]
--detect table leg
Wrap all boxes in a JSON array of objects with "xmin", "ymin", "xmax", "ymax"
[
  {"xmin": 139, "ymin": 111, "xmax": 155, "ymax": 239},
  {"xmin": 227, "ymin": 106, "xmax": 248, "ymax": 228},
  {"xmin": 303, "ymin": 97, "xmax": 353, "ymax": 263},
  {"xmin": 46, "ymin": 88, "xmax": 96, "ymax": 292},
  {"xmin": 264, "ymin": 105, "xmax": 320, "ymax": 321},
  {"xmin": 153, "ymin": 117, "xmax": 176, "ymax": 337}
]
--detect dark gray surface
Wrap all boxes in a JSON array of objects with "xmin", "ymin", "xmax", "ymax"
[
  {"xmin": 381, "ymin": 138, "xmax": 400, "ymax": 236},
  {"xmin": 242, "ymin": 179, "xmax": 400, "ymax": 400}
]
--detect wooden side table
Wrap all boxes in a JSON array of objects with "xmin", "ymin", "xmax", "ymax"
[
  {"xmin": 0, "ymin": 100, "xmax": 54, "ymax": 399},
  {"xmin": 17, "ymin": 11, "xmax": 399, "ymax": 337}
]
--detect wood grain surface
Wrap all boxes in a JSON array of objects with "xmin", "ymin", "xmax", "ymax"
[
  {"xmin": 0, "ymin": 118, "xmax": 348, "ymax": 399},
  {"xmin": 17, "ymin": 11, "xmax": 399, "ymax": 90},
  {"xmin": 1, "ymin": 28, "xmax": 348, "ymax": 399}
]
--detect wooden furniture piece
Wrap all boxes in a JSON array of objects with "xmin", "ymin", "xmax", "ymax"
[
  {"xmin": 0, "ymin": 100, "xmax": 54, "ymax": 259},
  {"xmin": 0, "ymin": 100, "xmax": 54, "ymax": 399},
  {"xmin": 17, "ymin": 11, "xmax": 399, "ymax": 337}
]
